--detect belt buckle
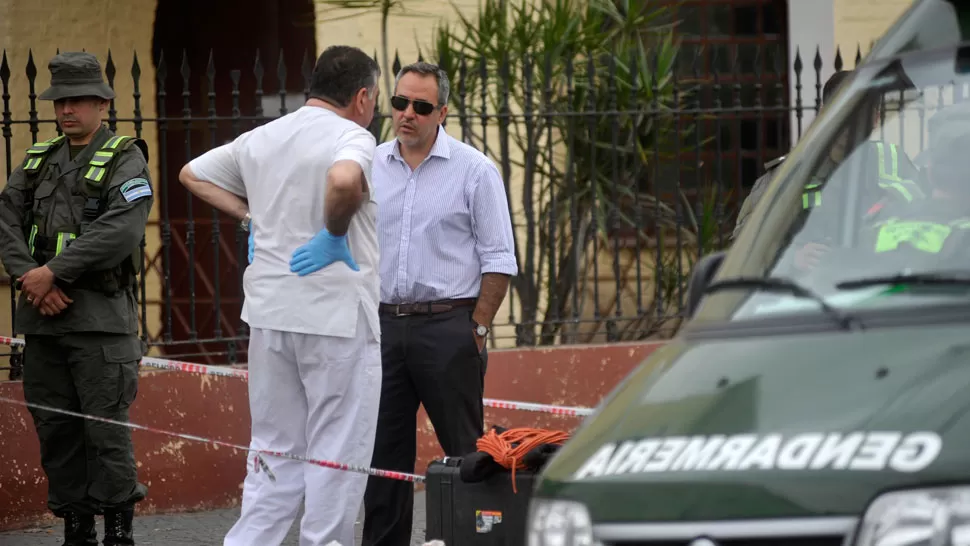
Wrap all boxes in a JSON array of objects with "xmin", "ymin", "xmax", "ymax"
[{"xmin": 394, "ymin": 304, "xmax": 410, "ymax": 317}]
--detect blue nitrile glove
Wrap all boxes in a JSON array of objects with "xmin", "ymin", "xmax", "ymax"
[
  {"xmin": 289, "ymin": 228, "xmax": 359, "ymax": 276},
  {"xmin": 247, "ymin": 221, "xmax": 254, "ymax": 264}
]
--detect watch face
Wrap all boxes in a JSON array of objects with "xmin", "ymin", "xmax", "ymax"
[{"xmin": 476, "ymin": 325, "xmax": 488, "ymax": 336}]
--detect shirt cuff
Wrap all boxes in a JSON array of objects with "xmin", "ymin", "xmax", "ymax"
[{"xmin": 480, "ymin": 253, "xmax": 519, "ymax": 276}]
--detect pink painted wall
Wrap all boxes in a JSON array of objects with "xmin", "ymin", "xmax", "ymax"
[{"xmin": 0, "ymin": 341, "xmax": 662, "ymax": 531}]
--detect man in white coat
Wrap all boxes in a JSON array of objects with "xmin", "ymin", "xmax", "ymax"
[{"xmin": 178, "ymin": 45, "xmax": 383, "ymax": 546}]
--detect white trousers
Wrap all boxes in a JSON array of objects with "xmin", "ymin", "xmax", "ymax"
[{"xmin": 224, "ymin": 309, "xmax": 382, "ymax": 546}]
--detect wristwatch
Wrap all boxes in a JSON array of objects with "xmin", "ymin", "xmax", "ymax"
[
  {"xmin": 241, "ymin": 212, "xmax": 251, "ymax": 232},
  {"xmin": 474, "ymin": 322, "xmax": 489, "ymax": 337}
]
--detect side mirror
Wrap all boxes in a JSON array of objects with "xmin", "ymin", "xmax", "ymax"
[{"xmin": 685, "ymin": 251, "xmax": 727, "ymax": 319}]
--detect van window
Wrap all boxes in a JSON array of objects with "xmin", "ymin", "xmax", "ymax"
[{"xmin": 696, "ymin": 45, "xmax": 970, "ymax": 324}]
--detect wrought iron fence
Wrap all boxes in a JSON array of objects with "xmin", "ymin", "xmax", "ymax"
[{"xmin": 0, "ymin": 42, "xmax": 853, "ymax": 377}]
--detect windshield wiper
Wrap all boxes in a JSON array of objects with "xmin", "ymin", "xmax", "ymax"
[
  {"xmin": 702, "ymin": 276, "xmax": 859, "ymax": 331},
  {"xmin": 836, "ymin": 272, "xmax": 970, "ymax": 291}
]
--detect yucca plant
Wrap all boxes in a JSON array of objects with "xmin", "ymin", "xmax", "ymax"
[{"xmin": 432, "ymin": 0, "xmax": 711, "ymax": 345}]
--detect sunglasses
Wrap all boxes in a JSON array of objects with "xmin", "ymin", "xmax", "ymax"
[{"xmin": 390, "ymin": 95, "xmax": 439, "ymax": 116}]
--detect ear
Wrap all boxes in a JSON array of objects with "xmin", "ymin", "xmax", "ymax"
[
  {"xmin": 438, "ymin": 104, "xmax": 448, "ymax": 124},
  {"xmin": 356, "ymin": 87, "xmax": 370, "ymax": 113}
]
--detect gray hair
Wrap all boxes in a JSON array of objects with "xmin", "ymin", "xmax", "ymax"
[
  {"xmin": 367, "ymin": 69, "xmax": 380, "ymax": 99},
  {"xmin": 395, "ymin": 62, "xmax": 450, "ymax": 106}
]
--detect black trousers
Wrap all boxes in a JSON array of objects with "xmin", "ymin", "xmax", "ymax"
[{"xmin": 362, "ymin": 306, "xmax": 488, "ymax": 546}]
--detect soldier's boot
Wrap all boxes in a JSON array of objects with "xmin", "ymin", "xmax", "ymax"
[
  {"xmin": 101, "ymin": 507, "xmax": 135, "ymax": 546},
  {"xmin": 62, "ymin": 512, "xmax": 98, "ymax": 546}
]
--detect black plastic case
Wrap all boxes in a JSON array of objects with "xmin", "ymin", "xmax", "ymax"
[{"xmin": 425, "ymin": 456, "xmax": 538, "ymax": 546}]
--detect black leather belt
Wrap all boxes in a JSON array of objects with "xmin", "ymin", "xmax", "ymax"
[{"xmin": 379, "ymin": 298, "xmax": 477, "ymax": 316}]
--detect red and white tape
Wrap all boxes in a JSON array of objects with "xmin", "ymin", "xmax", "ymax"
[
  {"xmin": 0, "ymin": 395, "xmax": 426, "ymax": 484},
  {"xmin": 0, "ymin": 336, "xmax": 24, "ymax": 348},
  {"xmin": 0, "ymin": 336, "xmax": 596, "ymax": 417},
  {"xmin": 480, "ymin": 398, "xmax": 593, "ymax": 417},
  {"xmin": 136, "ymin": 356, "xmax": 596, "ymax": 417}
]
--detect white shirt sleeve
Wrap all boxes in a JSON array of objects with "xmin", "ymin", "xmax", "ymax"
[
  {"xmin": 188, "ymin": 140, "xmax": 247, "ymax": 197},
  {"xmin": 333, "ymin": 127, "xmax": 377, "ymax": 183}
]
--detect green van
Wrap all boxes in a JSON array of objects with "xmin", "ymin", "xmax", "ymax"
[{"xmin": 526, "ymin": 1, "xmax": 970, "ymax": 545}]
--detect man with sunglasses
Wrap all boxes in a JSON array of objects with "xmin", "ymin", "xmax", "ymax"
[{"xmin": 361, "ymin": 61, "xmax": 518, "ymax": 546}]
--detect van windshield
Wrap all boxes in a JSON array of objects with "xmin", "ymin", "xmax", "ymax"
[{"xmin": 695, "ymin": 44, "xmax": 970, "ymax": 324}]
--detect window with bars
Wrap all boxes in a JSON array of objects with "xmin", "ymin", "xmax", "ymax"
[
  {"xmin": 676, "ymin": 0, "xmax": 791, "ymax": 185},
  {"xmin": 621, "ymin": 0, "xmax": 791, "ymax": 245}
]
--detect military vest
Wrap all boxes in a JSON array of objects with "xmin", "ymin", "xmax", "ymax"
[
  {"xmin": 801, "ymin": 142, "xmax": 924, "ymax": 210},
  {"xmin": 21, "ymin": 133, "xmax": 147, "ymax": 294}
]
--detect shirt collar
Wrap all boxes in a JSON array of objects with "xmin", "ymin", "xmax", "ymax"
[{"xmin": 388, "ymin": 124, "xmax": 451, "ymax": 163}]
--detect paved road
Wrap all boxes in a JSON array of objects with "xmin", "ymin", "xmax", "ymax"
[{"xmin": 0, "ymin": 491, "xmax": 428, "ymax": 545}]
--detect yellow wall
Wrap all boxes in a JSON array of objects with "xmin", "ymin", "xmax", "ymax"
[
  {"xmin": 313, "ymin": 0, "xmax": 483, "ymax": 85},
  {"xmin": 0, "ymin": 0, "xmax": 163, "ymax": 349},
  {"xmin": 834, "ymin": 0, "xmax": 914, "ymax": 63}
]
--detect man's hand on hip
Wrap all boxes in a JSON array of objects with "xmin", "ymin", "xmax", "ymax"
[
  {"xmin": 247, "ymin": 220, "xmax": 254, "ymax": 264},
  {"xmin": 289, "ymin": 229, "xmax": 359, "ymax": 276}
]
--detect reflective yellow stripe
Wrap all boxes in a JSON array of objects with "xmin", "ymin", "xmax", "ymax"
[
  {"xmin": 89, "ymin": 151, "xmax": 115, "ymax": 167},
  {"xmin": 85, "ymin": 166, "xmax": 106, "ymax": 182},
  {"xmin": 26, "ymin": 135, "xmax": 65, "ymax": 154},
  {"xmin": 82, "ymin": 136, "xmax": 130, "ymax": 184},
  {"xmin": 23, "ymin": 135, "xmax": 65, "ymax": 173},
  {"xmin": 55, "ymin": 232, "xmax": 76, "ymax": 255},
  {"xmin": 802, "ymin": 181, "xmax": 822, "ymax": 209},
  {"xmin": 876, "ymin": 142, "xmax": 900, "ymax": 181},
  {"xmin": 875, "ymin": 142, "xmax": 920, "ymax": 202},
  {"xmin": 882, "ymin": 181, "xmax": 914, "ymax": 202},
  {"xmin": 104, "ymin": 136, "xmax": 127, "ymax": 149},
  {"xmin": 27, "ymin": 225, "xmax": 37, "ymax": 254},
  {"xmin": 875, "ymin": 220, "xmax": 951, "ymax": 253},
  {"xmin": 802, "ymin": 193, "xmax": 821, "ymax": 209}
]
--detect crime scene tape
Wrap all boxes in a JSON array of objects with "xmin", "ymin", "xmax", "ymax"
[
  {"xmin": 0, "ymin": 336, "xmax": 596, "ymax": 417},
  {"xmin": 135, "ymin": 357, "xmax": 596, "ymax": 417},
  {"xmin": 0, "ymin": 395, "xmax": 427, "ymax": 484},
  {"xmin": 0, "ymin": 336, "xmax": 24, "ymax": 347}
]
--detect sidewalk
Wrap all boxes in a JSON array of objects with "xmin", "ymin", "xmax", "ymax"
[{"xmin": 0, "ymin": 491, "xmax": 427, "ymax": 545}]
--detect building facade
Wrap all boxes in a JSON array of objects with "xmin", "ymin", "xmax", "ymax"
[{"xmin": 0, "ymin": 0, "xmax": 918, "ymax": 353}]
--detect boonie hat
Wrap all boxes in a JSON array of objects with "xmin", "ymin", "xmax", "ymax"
[{"xmin": 38, "ymin": 52, "xmax": 115, "ymax": 101}]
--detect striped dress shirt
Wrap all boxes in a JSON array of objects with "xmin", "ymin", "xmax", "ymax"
[{"xmin": 372, "ymin": 125, "xmax": 518, "ymax": 304}]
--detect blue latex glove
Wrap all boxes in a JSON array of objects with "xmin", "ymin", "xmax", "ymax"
[
  {"xmin": 247, "ymin": 220, "xmax": 254, "ymax": 264},
  {"xmin": 289, "ymin": 229, "xmax": 359, "ymax": 276}
]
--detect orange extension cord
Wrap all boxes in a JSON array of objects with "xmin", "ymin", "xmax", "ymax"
[{"xmin": 475, "ymin": 427, "xmax": 571, "ymax": 493}]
